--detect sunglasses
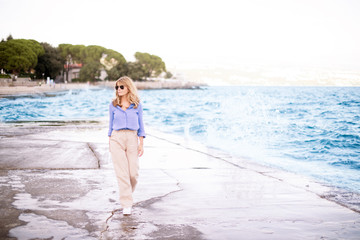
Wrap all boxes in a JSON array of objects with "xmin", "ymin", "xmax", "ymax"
[{"xmin": 115, "ymin": 85, "xmax": 125, "ymax": 90}]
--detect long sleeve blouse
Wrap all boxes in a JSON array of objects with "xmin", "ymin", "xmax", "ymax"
[{"xmin": 108, "ymin": 102, "xmax": 146, "ymax": 138}]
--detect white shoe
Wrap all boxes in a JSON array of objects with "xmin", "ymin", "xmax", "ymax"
[{"xmin": 123, "ymin": 207, "xmax": 132, "ymax": 216}]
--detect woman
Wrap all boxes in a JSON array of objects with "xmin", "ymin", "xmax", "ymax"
[{"xmin": 108, "ymin": 76, "xmax": 145, "ymax": 216}]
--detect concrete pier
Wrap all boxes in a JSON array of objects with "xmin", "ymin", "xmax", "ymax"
[{"xmin": 0, "ymin": 121, "xmax": 359, "ymax": 239}]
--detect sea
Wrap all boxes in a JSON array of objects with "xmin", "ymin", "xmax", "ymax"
[{"xmin": 1, "ymin": 86, "xmax": 359, "ymax": 196}]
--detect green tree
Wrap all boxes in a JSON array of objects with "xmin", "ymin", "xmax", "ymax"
[
  {"xmin": 165, "ymin": 71, "xmax": 173, "ymax": 78},
  {"xmin": 134, "ymin": 52, "xmax": 166, "ymax": 78},
  {"xmin": 106, "ymin": 61, "xmax": 147, "ymax": 81},
  {"xmin": 106, "ymin": 62, "xmax": 128, "ymax": 80},
  {"xmin": 79, "ymin": 61, "xmax": 101, "ymax": 82},
  {"xmin": 58, "ymin": 44, "xmax": 86, "ymax": 63},
  {"xmin": 58, "ymin": 44, "xmax": 86, "ymax": 82},
  {"xmin": 104, "ymin": 49, "xmax": 126, "ymax": 65},
  {"xmin": 83, "ymin": 45, "xmax": 105, "ymax": 63},
  {"xmin": 0, "ymin": 39, "xmax": 44, "ymax": 74},
  {"xmin": 106, "ymin": 66, "xmax": 121, "ymax": 80},
  {"xmin": 58, "ymin": 44, "xmax": 127, "ymax": 82},
  {"xmin": 34, "ymin": 42, "xmax": 64, "ymax": 79},
  {"xmin": 103, "ymin": 49, "xmax": 127, "ymax": 80},
  {"xmin": 127, "ymin": 62, "xmax": 146, "ymax": 80},
  {"xmin": 59, "ymin": 44, "xmax": 126, "ymax": 66}
]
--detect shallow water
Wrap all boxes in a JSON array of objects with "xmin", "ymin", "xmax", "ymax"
[{"xmin": 1, "ymin": 86, "xmax": 359, "ymax": 194}]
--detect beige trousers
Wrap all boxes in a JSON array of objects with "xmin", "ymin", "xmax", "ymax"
[{"xmin": 110, "ymin": 130, "xmax": 139, "ymax": 208}]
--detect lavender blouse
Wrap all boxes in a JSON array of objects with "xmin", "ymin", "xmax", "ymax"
[{"xmin": 108, "ymin": 102, "xmax": 146, "ymax": 138}]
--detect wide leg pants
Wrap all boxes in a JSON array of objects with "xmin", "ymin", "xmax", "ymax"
[{"xmin": 110, "ymin": 130, "xmax": 139, "ymax": 208}]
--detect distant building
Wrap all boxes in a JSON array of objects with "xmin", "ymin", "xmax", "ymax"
[
  {"xmin": 63, "ymin": 63, "xmax": 82, "ymax": 82},
  {"xmin": 62, "ymin": 62, "xmax": 108, "ymax": 82},
  {"xmin": 99, "ymin": 67, "xmax": 107, "ymax": 81}
]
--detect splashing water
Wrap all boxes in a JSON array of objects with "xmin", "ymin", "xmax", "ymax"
[{"xmin": 140, "ymin": 86, "xmax": 360, "ymax": 193}]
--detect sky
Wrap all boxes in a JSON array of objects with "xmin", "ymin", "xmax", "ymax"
[{"xmin": 1, "ymin": 0, "xmax": 360, "ymax": 70}]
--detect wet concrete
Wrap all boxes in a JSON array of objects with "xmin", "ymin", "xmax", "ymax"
[{"xmin": 0, "ymin": 121, "xmax": 360, "ymax": 239}]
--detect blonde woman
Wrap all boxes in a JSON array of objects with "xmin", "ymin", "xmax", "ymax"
[{"xmin": 108, "ymin": 76, "xmax": 145, "ymax": 216}]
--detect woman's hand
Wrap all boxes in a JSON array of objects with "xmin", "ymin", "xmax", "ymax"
[
  {"xmin": 138, "ymin": 144, "xmax": 144, "ymax": 157},
  {"xmin": 109, "ymin": 136, "xmax": 111, "ymax": 153},
  {"xmin": 138, "ymin": 136, "xmax": 144, "ymax": 157}
]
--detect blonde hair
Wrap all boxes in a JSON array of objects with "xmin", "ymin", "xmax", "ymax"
[{"xmin": 112, "ymin": 76, "xmax": 140, "ymax": 108}]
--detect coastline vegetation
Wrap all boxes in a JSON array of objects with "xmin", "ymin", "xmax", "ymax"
[{"xmin": 0, "ymin": 35, "xmax": 172, "ymax": 82}]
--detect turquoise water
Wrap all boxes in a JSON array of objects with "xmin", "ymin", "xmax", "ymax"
[{"xmin": 1, "ymin": 86, "xmax": 360, "ymax": 194}]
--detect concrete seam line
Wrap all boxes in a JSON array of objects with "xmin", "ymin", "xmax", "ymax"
[
  {"xmin": 147, "ymin": 133, "xmax": 360, "ymax": 214},
  {"xmin": 87, "ymin": 143, "xmax": 101, "ymax": 169}
]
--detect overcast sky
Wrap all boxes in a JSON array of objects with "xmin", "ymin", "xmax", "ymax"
[{"xmin": 1, "ymin": 0, "xmax": 360, "ymax": 69}]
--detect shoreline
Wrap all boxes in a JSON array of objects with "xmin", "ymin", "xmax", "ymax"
[
  {"xmin": 0, "ymin": 80, "xmax": 205, "ymax": 97},
  {"xmin": 1, "ymin": 81, "xmax": 358, "ymax": 98}
]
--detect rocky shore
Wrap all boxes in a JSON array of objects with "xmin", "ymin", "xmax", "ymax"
[
  {"xmin": 99, "ymin": 79, "xmax": 204, "ymax": 90},
  {"xmin": 0, "ymin": 80, "xmax": 204, "ymax": 97}
]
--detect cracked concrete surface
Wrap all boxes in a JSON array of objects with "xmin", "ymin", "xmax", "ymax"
[{"xmin": 0, "ymin": 121, "xmax": 360, "ymax": 239}]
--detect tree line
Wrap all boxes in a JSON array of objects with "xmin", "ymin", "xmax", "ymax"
[{"xmin": 0, "ymin": 35, "xmax": 172, "ymax": 81}]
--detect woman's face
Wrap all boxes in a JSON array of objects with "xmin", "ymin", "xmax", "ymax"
[{"xmin": 116, "ymin": 84, "xmax": 129, "ymax": 97}]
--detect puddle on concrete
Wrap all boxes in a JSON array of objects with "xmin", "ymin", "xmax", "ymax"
[
  {"xmin": 8, "ymin": 213, "xmax": 96, "ymax": 240},
  {"xmin": 5, "ymin": 167, "xmax": 181, "ymax": 238}
]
